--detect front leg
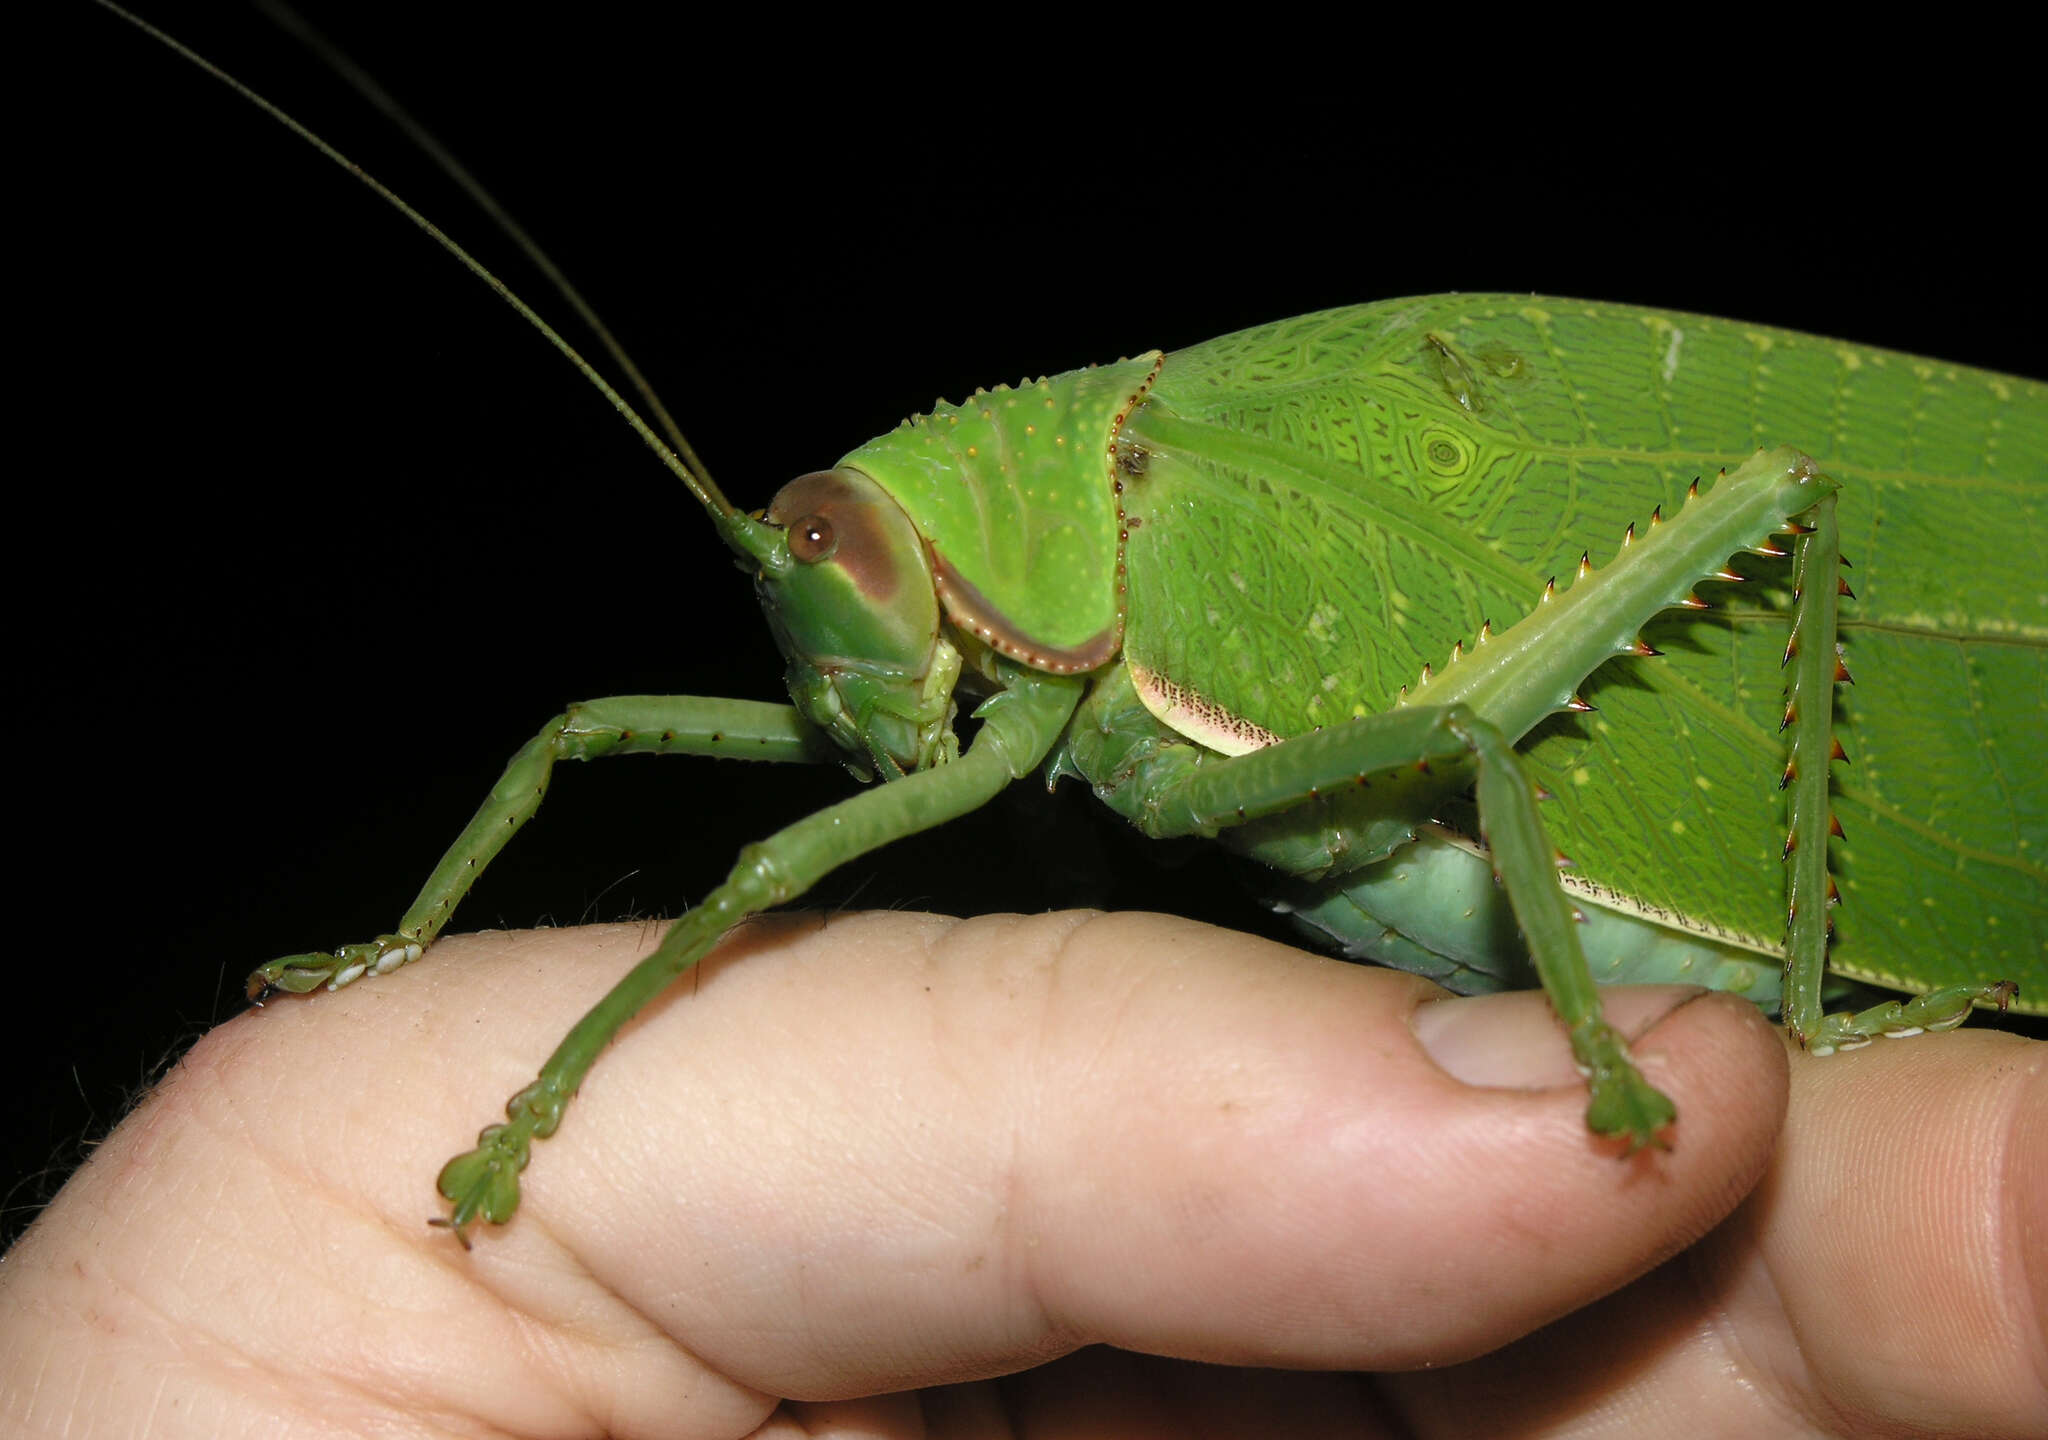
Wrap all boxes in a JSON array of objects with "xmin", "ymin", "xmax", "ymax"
[
  {"xmin": 434, "ymin": 670, "xmax": 1083, "ymax": 1242},
  {"xmin": 247, "ymin": 696, "xmax": 838, "ymax": 996}
]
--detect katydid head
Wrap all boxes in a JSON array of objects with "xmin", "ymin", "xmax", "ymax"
[{"xmin": 738, "ymin": 467, "xmax": 960, "ymax": 779}]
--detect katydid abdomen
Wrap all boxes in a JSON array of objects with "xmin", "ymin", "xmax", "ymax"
[{"xmin": 1102, "ymin": 295, "xmax": 2045, "ymax": 1016}]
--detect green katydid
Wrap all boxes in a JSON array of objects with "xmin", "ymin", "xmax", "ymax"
[{"xmin": 90, "ymin": 6, "xmax": 2042, "ymax": 1246}]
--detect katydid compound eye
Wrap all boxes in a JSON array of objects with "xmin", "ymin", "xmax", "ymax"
[{"xmin": 789, "ymin": 515, "xmax": 836, "ymax": 563}]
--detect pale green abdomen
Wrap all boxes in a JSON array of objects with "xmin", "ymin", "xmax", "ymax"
[{"xmin": 1117, "ymin": 295, "xmax": 2046, "ymax": 1006}]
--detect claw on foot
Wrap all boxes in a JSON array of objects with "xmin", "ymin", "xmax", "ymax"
[
  {"xmin": 1803, "ymin": 978, "xmax": 2020, "ymax": 1056},
  {"xmin": 244, "ymin": 935, "xmax": 425, "ymax": 1001},
  {"xmin": 1572, "ymin": 1020, "xmax": 1677, "ymax": 1152},
  {"xmin": 432, "ymin": 1123, "xmax": 531, "ymax": 1249},
  {"xmin": 431, "ymin": 1078, "xmax": 567, "ymax": 1245}
]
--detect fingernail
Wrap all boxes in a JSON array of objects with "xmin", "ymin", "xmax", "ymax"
[{"xmin": 1412, "ymin": 988, "xmax": 1702, "ymax": 1089}]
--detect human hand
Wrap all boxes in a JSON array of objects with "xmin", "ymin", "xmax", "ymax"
[{"xmin": 4, "ymin": 913, "xmax": 2039, "ymax": 1436}]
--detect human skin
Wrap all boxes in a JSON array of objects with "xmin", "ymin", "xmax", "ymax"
[{"xmin": 3, "ymin": 911, "xmax": 2042, "ymax": 1438}]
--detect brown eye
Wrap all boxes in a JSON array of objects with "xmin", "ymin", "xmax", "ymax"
[{"xmin": 789, "ymin": 514, "xmax": 836, "ymax": 563}]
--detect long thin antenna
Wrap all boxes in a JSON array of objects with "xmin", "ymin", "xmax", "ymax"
[
  {"xmin": 94, "ymin": 0, "xmax": 745, "ymax": 532},
  {"xmin": 250, "ymin": 1, "xmax": 708, "ymax": 481}
]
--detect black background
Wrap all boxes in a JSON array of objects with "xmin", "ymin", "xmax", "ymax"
[{"xmin": 20, "ymin": 3, "xmax": 2041, "ymax": 1246}]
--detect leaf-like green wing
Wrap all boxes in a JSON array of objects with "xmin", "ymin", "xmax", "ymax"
[{"xmin": 1122, "ymin": 296, "xmax": 2046, "ymax": 1005}]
